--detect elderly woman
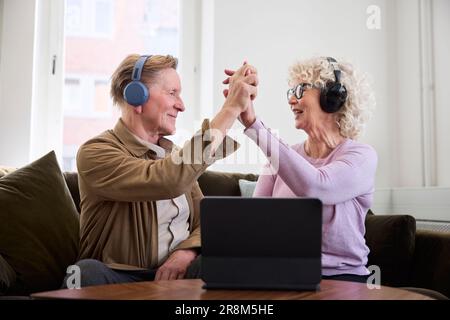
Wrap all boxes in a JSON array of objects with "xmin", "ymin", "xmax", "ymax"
[{"xmin": 227, "ymin": 57, "xmax": 377, "ymax": 283}]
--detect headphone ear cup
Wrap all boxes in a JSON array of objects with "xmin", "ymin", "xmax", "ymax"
[
  {"xmin": 320, "ymin": 83, "xmax": 331, "ymax": 113},
  {"xmin": 123, "ymin": 81, "xmax": 149, "ymax": 107},
  {"xmin": 320, "ymin": 82, "xmax": 347, "ymax": 113}
]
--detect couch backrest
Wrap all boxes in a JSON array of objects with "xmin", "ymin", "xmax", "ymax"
[
  {"xmin": 63, "ymin": 172, "xmax": 81, "ymax": 213},
  {"xmin": 197, "ymin": 171, "xmax": 258, "ymax": 197},
  {"xmin": 62, "ymin": 170, "xmax": 259, "ymax": 214},
  {"xmin": 62, "ymin": 170, "xmax": 416, "ymax": 287}
]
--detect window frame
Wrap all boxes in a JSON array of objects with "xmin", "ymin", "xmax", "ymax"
[{"xmin": 35, "ymin": 0, "xmax": 199, "ymax": 171}]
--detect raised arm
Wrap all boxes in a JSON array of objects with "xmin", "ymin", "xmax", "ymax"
[
  {"xmin": 77, "ymin": 120, "xmax": 234, "ymax": 202},
  {"xmin": 78, "ymin": 64, "xmax": 258, "ymax": 203},
  {"xmin": 245, "ymin": 119, "xmax": 377, "ymax": 205}
]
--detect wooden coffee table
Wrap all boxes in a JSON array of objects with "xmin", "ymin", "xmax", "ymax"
[{"xmin": 31, "ymin": 279, "xmax": 433, "ymax": 300}]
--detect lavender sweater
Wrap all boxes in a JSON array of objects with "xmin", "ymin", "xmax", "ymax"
[{"xmin": 244, "ymin": 119, "xmax": 378, "ymax": 276}]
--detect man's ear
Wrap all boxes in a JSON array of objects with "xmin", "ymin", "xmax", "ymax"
[{"xmin": 133, "ymin": 106, "xmax": 143, "ymax": 114}]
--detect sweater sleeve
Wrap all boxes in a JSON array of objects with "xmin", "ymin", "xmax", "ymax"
[
  {"xmin": 253, "ymin": 163, "xmax": 277, "ymax": 197},
  {"xmin": 244, "ymin": 118, "xmax": 378, "ymax": 205}
]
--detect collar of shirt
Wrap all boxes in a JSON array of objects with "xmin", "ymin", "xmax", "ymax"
[
  {"xmin": 131, "ymin": 133, "xmax": 166, "ymax": 159},
  {"xmin": 113, "ymin": 118, "xmax": 174, "ymax": 158}
]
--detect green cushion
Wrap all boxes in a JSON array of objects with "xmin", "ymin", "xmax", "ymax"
[
  {"xmin": 0, "ymin": 151, "xmax": 79, "ymax": 294},
  {"xmin": 238, "ymin": 179, "xmax": 257, "ymax": 197}
]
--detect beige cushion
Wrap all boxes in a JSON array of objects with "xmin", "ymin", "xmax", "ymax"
[
  {"xmin": 0, "ymin": 166, "xmax": 16, "ymax": 178},
  {"xmin": 238, "ymin": 179, "xmax": 257, "ymax": 197},
  {"xmin": 0, "ymin": 151, "xmax": 79, "ymax": 294}
]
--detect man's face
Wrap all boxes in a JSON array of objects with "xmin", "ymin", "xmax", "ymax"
[{"xmin": 142, "ymin": 68, "xmax": 185, "ymax": 136}]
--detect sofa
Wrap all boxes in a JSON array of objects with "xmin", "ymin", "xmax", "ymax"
[{"xmin": 1, "ymin": 151, "xmax": 449, "ymax": 299}]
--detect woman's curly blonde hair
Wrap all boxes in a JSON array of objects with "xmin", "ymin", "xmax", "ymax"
[{"xmin": 288, "ymin": 57, "xmax": 375, "ymax": 140}]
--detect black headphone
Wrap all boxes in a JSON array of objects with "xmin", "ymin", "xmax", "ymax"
[
  {"xmin": 319, "ymin": 57, "xmax": 347, "ymax": 113},
  {"xmin": 123, "ymin": 55, "xmax": 152, "ymax": 106}
]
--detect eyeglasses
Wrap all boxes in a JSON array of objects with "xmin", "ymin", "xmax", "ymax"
[{"xmin": 287, "ymin": 83, "xmax": 313, "ymax": 101}]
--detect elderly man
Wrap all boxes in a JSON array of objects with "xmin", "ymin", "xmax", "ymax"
[{"xmin": 66, "ymin": 54, "xmax": 257, "ymax": 287}]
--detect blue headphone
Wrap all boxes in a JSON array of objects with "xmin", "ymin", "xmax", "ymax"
[{"xmin": 123, "ymin": 55, "xmax": 152, "ymax": 106}]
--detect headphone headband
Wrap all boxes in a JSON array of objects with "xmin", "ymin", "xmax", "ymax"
[
  {"xmin": 132, "ymin": 55, "xmax": 152, "ymax": 81},
  {"xmin": 327, "ymin": 57, "xmax": 341, "ymax": 83},
  {"xmin": 319, "ymin": 57, "xmax": 347, "ymax": 113},
  {"xmin": 123, "ymin": 54, "xmax": 153, "ymax": 106}
]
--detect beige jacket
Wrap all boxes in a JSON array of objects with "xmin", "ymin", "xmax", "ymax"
[{"xmin": 77, "ymin": 118, "xmax": 237, "ymax": 270}]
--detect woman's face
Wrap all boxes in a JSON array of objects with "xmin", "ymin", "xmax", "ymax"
[{"xmin": 288, "ymin": 83, "xmax": 335, "ymax": 134}]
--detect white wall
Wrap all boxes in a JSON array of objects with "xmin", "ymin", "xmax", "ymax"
[
  {"xmin": 390, "ymin": 0, "xmax": 450, "ymax": 189},
  {"xmin": 433, "ymin": 0, "xmax": 450, "ymax": 186},
  {"xmin": 205, "ymin": 0, "xmax": 450, "ymax": 186},
  {"xmin": 391, "ymin": 1, "xmax": 423, "ymax": 187},
  {"xmin": 0, "ymin": 0, "xmax": 449, "ymax": 220},
  {"xmin": 207, "ymin": 0, "xmax": 394, "ymax": 188},
  {"xmin": 372, "ymin": 186, "xmax": 450, "ymax": 221},
  {"xmin": 0, "ymin": 0, "xmax": 37, "ymax": 167},
  {"xmin": 0, "ymin": 0, "xmax": 3, "ymax": 64},
  {"xmin": 201, "ymin": 0, "xmax": 450, "ymax": 220}
]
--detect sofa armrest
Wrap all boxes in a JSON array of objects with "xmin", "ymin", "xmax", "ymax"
[
  {"xmin": 0, "ymin": 254, "xmax": 16, "ymax": 295},
  {"xmin": 411, "ymin": 230, "xmax": 450, "ymax": 297},
  {"xmin": 365, "ymin": 214, "xmax": 416, "ymax": 287}
]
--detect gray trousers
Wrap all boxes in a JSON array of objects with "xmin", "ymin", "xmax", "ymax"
[{"xmin": 62, "ymin": 255, "xmax": 202, "ymax": 289}]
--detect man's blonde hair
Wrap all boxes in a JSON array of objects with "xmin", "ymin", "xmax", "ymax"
[{"xmin": 110, "ymin": 54, "xmax": 178, "ymax": 107}]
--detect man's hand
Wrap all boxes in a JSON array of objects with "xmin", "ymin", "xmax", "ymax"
[
  {"xmin": 208, "ymin": 62, "xmax": 258, "ymax": 153},
  {"xmin": 223, "ymin": 63, "xmax": 257, "ymax": 128},
  {"xmin": 222, "ymin": 63, "xmax": 258, "ymax": 115},
  {"xmin": 155, "ymin": 249, "xmax": 197, "ymax": 281}
]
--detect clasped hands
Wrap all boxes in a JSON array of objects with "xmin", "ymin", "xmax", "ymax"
[{"xmin": 222, "ymin": 62, "xmax": 258, "ymax": 128}]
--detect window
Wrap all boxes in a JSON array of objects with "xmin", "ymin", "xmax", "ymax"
[
  {"xmin": 65, "ymin": 0, "xmax": 83, "ymax": 34},
  {"xmin": 94, "ymin": 0, "xmax": 113, "ymax": 35},
  {"xmin": 63, "ymin": 75, "xmax": 112, "ymax": 117},
  {"xmin": 94, "ymin": 80, "xmax": 110, "ymax": 113},
  {"xmin": 65, "ymin": 0, "xmax": 114, "ymax": 37},
  {"xmin": 63, "ymin": 78, "xmax": 82, "ymax": 114},
  {"xmin": 62, "ymin": 0, "xmax": 180, "ymax": 171}
]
